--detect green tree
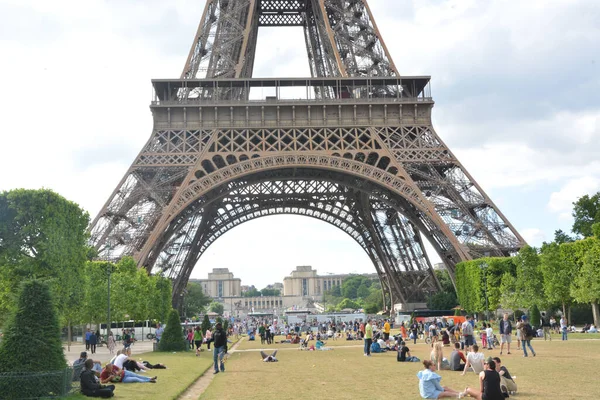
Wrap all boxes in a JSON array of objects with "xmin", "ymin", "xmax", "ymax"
[
  {"xmin": 356, "ymin": 283, "xmax": 370, "ymax": 298},
  {"xmin": 540, "ymin": 242, "xmax": 574, "ymax": 317},
  {"xmin": 110, "ymin": 257, "xmax": 139, "ymax": 322},
  {"xmin": 553, "ymin": 229, "xmax": 574, "ymax": 244},
  {"xmin": 529, "ymin": 304, "xmax": 541, "ymax": 327},
  {"xmin": 184, "ymin": 282, "xmax": 211, "ymax": 316},
  {"xmin": 243, "ymin": 287, "xmax": 261, "ymax": 297},
  {"xmin": 260, "ymin": 288, "xmax": 281, "ymax": 296},
  {"xmin": 572, "ymin": 192, "xmax": 600, "ymax": 238},
  {"xmin": 201, "ymin": 314, "xmax": 211, "ymax": 334},
  {"xmin": 158, "ymin": 309, "xmax": 187, "ymax": 352},
  {"xmin": 0, "ymin": 189, "xmax": 89, "ymax": 333},
  {"xmin": 148, "ymin": 275, "xmax": 172, "ymax": 323},
  {"xmin": 329, "ymin": 284, "xmax": 342, "ymax": 297},
  {"xmin": 515, "ymin": 246, "xmax": 546, "ymax": 309},
  {"xmin": 0, "ymin": 280, "xmax": 67, "ymax": 398},
  {"xmin": 426, "ymin": 292, "xmax": 458, "ymax": 310},
  {"xmin": 209, "ymin": 301, "xmax": 225, "ymax": 315},
  {"xmin": 570, "ymin": 237, "xmax": 600, "ymax": 326},
  {"xmin": 498, "ymin": 272, "xmax": 520, "ymax": 311},
  {"xmin": 336, "ymin": 298, "xmax": 360, "ymax": 310}
]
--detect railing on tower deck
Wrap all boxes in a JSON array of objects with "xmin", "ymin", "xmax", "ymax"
[{"xmin": 150, "ymin": 76, "xmax": 433, "ymax": 106}]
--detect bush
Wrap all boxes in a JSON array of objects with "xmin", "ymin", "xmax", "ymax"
[
  {"xmin": 158, "ymin": 309, "xmax": 187, "ymax": 352},
  {"xmin": 201, "ymin": 314, "xmax": 211, "ymax": 334},
  {"xmin": 0, "ymin": 280, "xmax": 68, "ymax": 398}
]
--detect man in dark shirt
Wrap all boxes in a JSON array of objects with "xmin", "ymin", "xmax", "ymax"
[
  {"xmin": 212, "ymin": 322, "xmax": 228, "ymax": 374},
  {"xmin": 80, "ymin": 360, "xmax": 116, "ymax": 398},
  {"xmin": 396, "ymin": 341, "xmax": 418, "ymax": 362},
  {"xmin": 493, "ymin": 356, "xmax": 517, "ymax": 394}
]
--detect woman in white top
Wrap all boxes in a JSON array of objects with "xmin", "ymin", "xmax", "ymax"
[
  {"xmin": 462, "ymin": 344, "xmax": 485, "ymax": 375},
  {"xmin": 485, "ymin": 325, "xmax": 494, "ymax": 349}
]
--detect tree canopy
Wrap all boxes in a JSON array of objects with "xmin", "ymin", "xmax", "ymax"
[{"xmin": 572, "ymin": 193, "xmax": 600, "ymax": 238}]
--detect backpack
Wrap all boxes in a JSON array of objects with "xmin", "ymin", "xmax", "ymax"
[
  {"xmin": 462, "ymin": 322, "xmax": 473, "ymax": 335},
  {"xmin": 524, "ymin": 323, "xmax": 534, "ymax": 338}
]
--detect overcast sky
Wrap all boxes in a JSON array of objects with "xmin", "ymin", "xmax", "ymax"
[{"xmin": 1, "ymin": 0, "xmax": 599, "ymax": 289}]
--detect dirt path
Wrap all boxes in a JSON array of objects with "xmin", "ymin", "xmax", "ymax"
[{"xmin": 178, "ymin": 338, "xmax": 244, "ymax": 399}]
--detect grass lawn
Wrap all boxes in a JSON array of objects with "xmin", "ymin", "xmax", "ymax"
[
  {"xmin": 201, "ymin": 338, "xmax": 600, "ymax": 400},
  {"xmin": 68, "ymin": 350, "xmax": 213, "ymax": 399}
]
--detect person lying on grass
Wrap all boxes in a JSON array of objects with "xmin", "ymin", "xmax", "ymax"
[
  {"xmin": 100, "ymin": 363, "xmax": 157, "ymax": 384},
  {"xmin": 260, "ymin": 350, "xmax": 278, "ymax": 362},
  {"xmin": 417, "ymin": 360, "xmax": 464, "ymax": 399}
]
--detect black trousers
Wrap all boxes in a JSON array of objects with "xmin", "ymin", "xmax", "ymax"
[{"xmin": 83, "ymin": 385, "xmax": 115, "ymax": 398}]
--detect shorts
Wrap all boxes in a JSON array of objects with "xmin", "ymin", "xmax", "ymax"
[
  {"xmin": 383, "ymin": 333, "xmax": 390, "ymax": 341},
  {"xmin": 195, "ymin": 340, "xmax": 202, "ymax": 349},
  {"xmin": 464, "ymin": 335, "xmax": 474, "ymax": 346},
  {"xmin": 429, "ymin": 389, "xmax": 443, "ymax": 399},
  {"xmin": 501, "ymin": 334, "xmax": 512, "ymax": 344}
]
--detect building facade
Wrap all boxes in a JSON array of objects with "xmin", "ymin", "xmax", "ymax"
[
  {"xmin": 283, "ymin": 265, "xmax": 377, "ymax": 297},
  {"xmin": 191, "ymin": 268, "xmax": 241, "ymax": 298}
]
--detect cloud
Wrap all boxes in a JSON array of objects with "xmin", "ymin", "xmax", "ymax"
[
  {"xmin": 521, "ymin": 228, "xmax": 547, "ymax": 245},
  {"xmin": 547, "ymin": 176, "xmax": 600, "ymax": 219}
]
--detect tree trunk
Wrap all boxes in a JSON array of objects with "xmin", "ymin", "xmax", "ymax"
[
  {"xmin": 67, "ymin": 320, "xmax": 72, "ymax": 352},
  {"xmin": 592, "ymin": 302, "xmax": 600, "ymax": 328},
  {"xmin": 568, "ymin": 306, "xmax": 572, "ymax": 325},
  {"xmin": 562, "ymin": 302, "xmax": 566, "ymax": 319}
]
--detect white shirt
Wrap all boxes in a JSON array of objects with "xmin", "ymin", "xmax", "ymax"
[
  {"xmin": 486, "ymin": 327, "xmax": 493, "ymax": 337},
  {"xmin": 114, "ymin": 354, "xmax": 128, "ymax": 369},
  {"xmin": 467, "ymin": 352, "xmax": 485, "ymax": 373},
  {"xmin": 560, "ymin": 318, "xmax": 567, "ymax": 328}
]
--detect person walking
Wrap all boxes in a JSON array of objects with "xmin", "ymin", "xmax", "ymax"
[
  {"xmin": 498, "ymin": 313, "xmax": 512, "ymax": 355},
  {"xmin": 85, "ymin": 329, "xmax": 92, "ymax": 351},
  {"xmin": 540, "ymin": 312, "xmax": 552, "ymax": 341},
  {"xmin": 364, "ymin": 319, "xmax": 373, "ymax": 356},
  {"xmin": 194, "ymin": 326, "xmax": 203, "ymax": 356},
  {"xmin": 107, "ymin": 332, "xmax": 116, "ymax": 355},
  {"xmin": 89, "ymin": 329, "xmax": 98, "ymax": 355},
  {"xmin": 411, "ymin": 320, "xmax": 419, "ymax": 345},
  {"xmin": 205, "ymin": 327, "xmax": 213, "ymax": 350},
  {"xmin": 519, "ymin": 316, "xmax": 536, "ymax": 357},
  {"xmin": 212, "ymin": 322, "xmax": 227, "ymax": 374}
]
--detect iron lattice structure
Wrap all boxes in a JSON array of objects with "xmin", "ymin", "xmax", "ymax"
[{"xmin": 90, "ymin": 0, "xmax": 525, "ymax": 309}]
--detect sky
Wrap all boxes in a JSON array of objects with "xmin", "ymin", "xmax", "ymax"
[{"xmin": 0, "ymin": 0, "xmax": 599, "ymax": 289}]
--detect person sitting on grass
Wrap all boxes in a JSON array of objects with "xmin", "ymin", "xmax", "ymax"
[
  {"xmin": 431, "ymin": 342, "xmax": 451, "ymax": 370},
  {"xmin": 100, "ymin": 364, "xmax": 156, "ymax": 384},
  {"xmin": 260, "ymin": 350, "xmax": 278, "ymax": 362},
  {"xmin": 461, "ymin": 344, "xmax": 485, "ymax": 375},
  {"xmin": 461, "ymin": 359, "xmax": 504, "ymax": 400},
  {"xmin": 492, "ymin": 357, "xmax": 517, "ymax": 395},
  {"xmin": 449, "ymin": 342, "xmax": 466, "ymax": 372},
  {"xmin": 417, "ymin": 360, "xmax": 464, "ymax": 399},
  {"xmin": 397, "ymin": 341, "xmax": 420, "ymax": 362},
  {"xmin": 80, "ymin": 359, "xmax": 116, "ymax": 398},
  {"xmin": 316, "ymin": 339, "xmax": 333, "ymax": 350},
  {"xmin": 73, "ymin": 351, "xmax": 102, "ymax": 380}
]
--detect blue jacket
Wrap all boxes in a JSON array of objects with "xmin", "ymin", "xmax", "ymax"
[
  {"xmin": 499, "ymin": 319, "xmax": 512, "ymax": 335},
  {"xmin": 417, "ymin": 369, "xmax": 444, "ymax": 398}
]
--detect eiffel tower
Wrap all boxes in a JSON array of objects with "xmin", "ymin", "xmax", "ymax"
[{"xmin": 90, "ymin": 0, "xmax": 525, "ymax": 310}]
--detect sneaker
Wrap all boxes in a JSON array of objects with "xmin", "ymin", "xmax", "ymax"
[
  {"xmin": 213, "ymin": 370, "xmax": 219, "ymax": 374},
  {"xmin": 500, "ymin": 352, "xmax": 502, "ymax": 355},
  {"xmin": 507, "ymin": 352, "xmax": 511, "ymax": 354},
  {"xmin": 533, "ymin": 352, "xmax": 536, "ymax": 357},
  {"xmin": 458, "ymin": 392, "xmax": 465, "ymax": 399}
]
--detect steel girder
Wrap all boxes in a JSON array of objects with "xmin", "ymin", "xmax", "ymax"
[{"xmin": 147, "ymin": 176, "xmax": 442, "ymax": 309}]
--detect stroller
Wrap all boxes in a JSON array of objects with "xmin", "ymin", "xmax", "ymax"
[{"xmin": 299, "ymin": 336, "xmax": 310, "ymax": 350}]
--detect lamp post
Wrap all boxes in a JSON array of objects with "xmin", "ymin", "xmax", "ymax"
[
  {"xmin": 107, "ymin": 264, "xmax": 112, "ymax": 338},
  {"xmin": 479, "ymin": 262, "xmax": 489, "ymax": 321}
]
